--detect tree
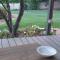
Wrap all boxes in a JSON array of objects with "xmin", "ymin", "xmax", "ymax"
[
  {"xmin": 46, "ymin": 0, "xmax": 54, "ymax": 35},
  {"xmin": 23, "ymin": 0, "xmax": 39, "ymax": 10},
  {"xmin": 0, "ymin": 0, "xmax": 24, "ymax": 37},
  {"xmin": 31, "ymin": 0, "xmax": 39, "ymax": 10},
  {"xmin": 9, "ymin": 0, "xmax": 19, "ymax": 3},
  {"xmin": 24, "ymin": 0, "xmax": 49, "ymax": 10}
]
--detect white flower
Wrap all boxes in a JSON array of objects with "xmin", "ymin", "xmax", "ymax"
[{"xmin": 24, "ymin": 32, "xmax": 26, "ymax": 34}]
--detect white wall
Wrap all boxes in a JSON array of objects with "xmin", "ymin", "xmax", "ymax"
[
  {"xmin": 0, "ymin": 3, "xmax": 20, "ymax": 10},
  {"xmin": 39, "ymin": 1, "xmax": 60, "ymax": 10},
  {"xmin": 10, "ymin": 3, "xmax": 20, "ymax": 10}
]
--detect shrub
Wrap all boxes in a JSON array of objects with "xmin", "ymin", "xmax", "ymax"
[{"xmin": 0, "ymin": 8, "xmax": 7, "ymax": 19}]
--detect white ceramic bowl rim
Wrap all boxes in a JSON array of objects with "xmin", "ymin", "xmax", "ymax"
[{"xmin": 37, "ymin": 46, "xmax": 57, "ymax": 57}]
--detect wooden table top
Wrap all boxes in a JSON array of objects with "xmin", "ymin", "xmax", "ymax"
[
  {"xmin": 0, "ymin": 35, "xmax": 60, "ymax": 60},
  {"xmin": 0, "ymin": 43, "xmax": 59, "ymax": 60}
]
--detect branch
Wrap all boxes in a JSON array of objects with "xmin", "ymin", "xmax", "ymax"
[
  {"xmin": 6, "ymin": 0, "xmax": 12, "ymax": 33},
  {"xmin": 0, "ymin": 9, "xmax": 12, "ymax": 33},
  {"xmin": 0, "ymin": 9, "xmax": 8, "ymax": 22},
  {"xmin": 14, "ymin": 0, "xmax": 24, "ymax": 33},
  {"xmin": 0, "ymin": 1, "xmax": 9, "ymax": 12}
]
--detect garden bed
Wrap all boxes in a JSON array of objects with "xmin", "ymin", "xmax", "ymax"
[{"xmin": 0, "ymin": 25, "xmax": 56, "ymax": 38}]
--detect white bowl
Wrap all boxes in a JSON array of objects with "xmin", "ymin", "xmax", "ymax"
[{"xmin": 37, "ymin": 46, "xmax": 57, "ymax": 57}]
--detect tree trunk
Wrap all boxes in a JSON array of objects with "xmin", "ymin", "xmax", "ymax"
[
  {"xmin": 46, "ymin": 0, "xmax": 54, "ymax": 35},
  {"xmin": 6, "ymin": 0, "xmax": 13, "ymax": 33},
  {"xmin": 13, "ymin": 0, "xmax": 24, "ymax": 36},
  {"xmin": 0, "ymin": 0, "xmax": 24, "ymax": 37},
  {"xmin": 0, "ymin": 9, "xmax": 12, "ymax": 33},
  {"xmin": 0, "ymin": 1, "xmax": 13, "ymax": 33}
]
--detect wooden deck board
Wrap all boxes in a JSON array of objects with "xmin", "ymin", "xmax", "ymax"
[
  {"xmin": 8, "ymin": 38, "xmax": 16, "ymax": 47},
  {"xmin": 25, "ymin": 37, "xmax": 35, "ymax": 44},
  {"xmin": 0, "ymin": 39, "xmax": 2, "ymax": 48},
  {"xmin": 0, "ymin": 38, "xmax": 60, "ymax": 60},
  {"xmin": 20, "ymin": 37, "xmax": 29, "ymax": 44},
  {"xmin": 42, "ymin": 36, "xmax": 60, "ymax": 51},
  {"xmin": 2, "ymin": 39, "xmax": 9, "ymax": 48},
  {"xmin": 48, "ymin": 36, "xmax": 60, "ymax": 46},
  {"xmin": 0, "ymin": 35, "xmax": 60, "ymax": 60},
  {"xmin": 32, "ymin": 37, "xmax": 41, "ymax": 44},
  {"xmin": 36, "ymin": 36, "xmax": 49, "ymax": 46},
  {"xmin": 53, "ymin": 35, "xmax": 60, "ymax": 42},
  {"xmin": 14, "ymin": 38, "xmax": 23, "ymax": 45},
  {"xmin": 0, "ymin": 35, "xmax": 60, "ymax": 49}
]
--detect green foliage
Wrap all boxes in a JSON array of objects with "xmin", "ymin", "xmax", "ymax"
[
  {"xmin": 0, "ymin": 0, "xmax": 49, "ymax": 3},
  {"xmin": 9, "ymin": 0, "xmax": 19, "ymax": 3},
  {"xmin": 19, "ymin": 25, "xmax": 45, "ymax": 37},
  {"xmin": 0, "ymin": 32, "xmax": 8, "ymax": 38},
  {"xmin": 24, "ymin": 0, "xmax": 49, "ymax": 10},
  {"xmin": 0, "ymin": 8, "xmax": 7, "ymax": 19},
  {"xmin": 0, "ymin": 0, "xmax": 7, "ymax": 3},
  {"xmin": 0, "ymin": 0, "xmax": 25, "ymax": 36}
]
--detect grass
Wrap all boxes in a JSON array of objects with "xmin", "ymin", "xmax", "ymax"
[{"xmin": 0, "ymin": 10, "xmax": 60, "ymax": 31}]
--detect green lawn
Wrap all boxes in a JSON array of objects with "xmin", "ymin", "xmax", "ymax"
[
  {"xmin": 0, "ymin": 10, "xmax": 60, "ymax": 31},
  {"xmin": 19, "ymin": 10, "xmax": 60, "ymax": 28}
]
